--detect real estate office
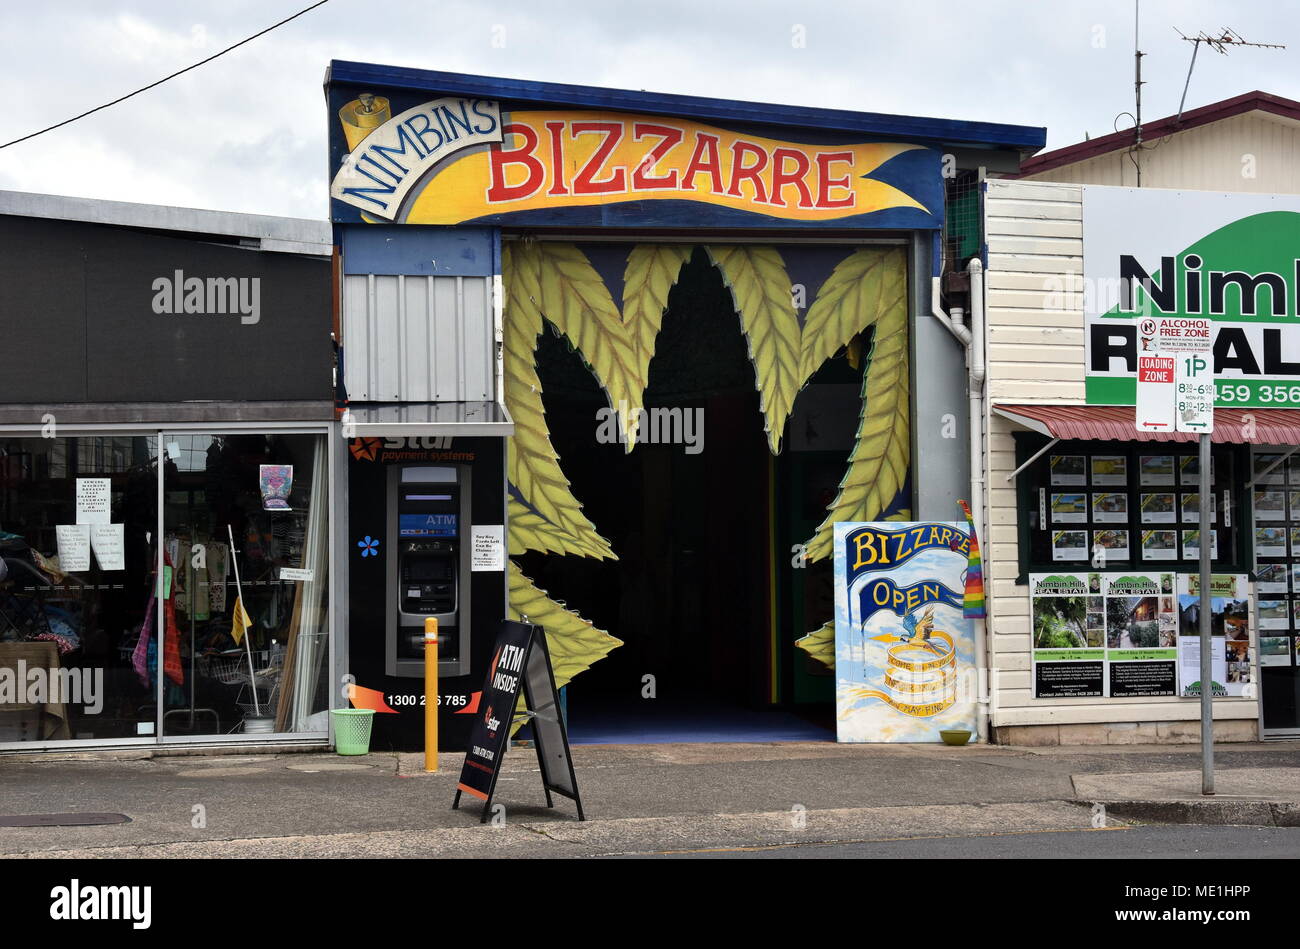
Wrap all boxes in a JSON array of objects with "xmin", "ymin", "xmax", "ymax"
[{"xmin": 981, "ymin": 178, "xmax": 1300, "ymax": 742}]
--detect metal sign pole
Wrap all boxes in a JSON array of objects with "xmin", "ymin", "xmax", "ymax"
[
  {"xmin": 1198, "ymin": 432, "xmax": 1213, "ymax": 795},
  {"xmin": 1165, "ymin": 345, "xmax": 1215, "ymax": 797}
]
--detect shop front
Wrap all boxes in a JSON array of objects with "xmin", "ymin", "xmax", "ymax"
[
  {"xmin": 325, "ymin": 62, "xmax": 1045, "ymax": 748},
  {"xmin": 0, "ymin": 193, "xmax": 337, "ymax": 750},
  {"xmin": 981, "ymin": 179, "xmax": 1300, "ymax": 743}
]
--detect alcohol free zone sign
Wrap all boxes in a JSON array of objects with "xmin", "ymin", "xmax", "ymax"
[{"xmin": 1083, "ymin": 187, "xmax": 1300, "ymax": 408}]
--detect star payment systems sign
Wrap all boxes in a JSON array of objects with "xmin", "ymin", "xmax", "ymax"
[{"xmin": 1136, "ymin": 353, "xmax": 1176, "ymax": 433}]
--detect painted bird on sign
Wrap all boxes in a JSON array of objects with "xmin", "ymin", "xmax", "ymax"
[{"xmin": 903, "ymin": 607, "xmax": 936, "ymax": 645}]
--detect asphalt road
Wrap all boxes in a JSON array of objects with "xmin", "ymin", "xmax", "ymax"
[
  {"xmin": 633, "ymin": 824, "xmax": 1300, "ymax": 858},
  {"xmin": 2, "ymin": 742, "xmax": 1297, "ymax": 858}
]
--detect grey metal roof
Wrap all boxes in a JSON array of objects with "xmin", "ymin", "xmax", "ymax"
[{"xmin": 0, "ymin": 189, "xmax": 332, "ymax": 256}]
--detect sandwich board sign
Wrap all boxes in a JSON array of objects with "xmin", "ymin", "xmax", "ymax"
[{"xmin": 453, "ymin": 620, "xmax": 585, "ymax": 822}]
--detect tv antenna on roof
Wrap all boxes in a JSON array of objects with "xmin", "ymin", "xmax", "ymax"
[{"xmin": 1175, "ymin": 27, "xmax": 1286, "ymax": 123}]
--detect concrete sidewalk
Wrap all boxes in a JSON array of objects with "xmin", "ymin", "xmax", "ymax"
[
  {"xmin": 0, "ymin": 740, "xmax": 1296, "ymax": 858},
  {"xmin": 1073, "ymin": 765, "xmax": 1300, "ymax": 827}
]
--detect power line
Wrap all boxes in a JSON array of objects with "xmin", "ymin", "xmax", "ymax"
[{"xmin": 0, "ymin": 0, "xmax": 331, "ymax": 150}]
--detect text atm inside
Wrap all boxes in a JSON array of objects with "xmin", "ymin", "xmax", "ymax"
[{"xmin": 386, "ymin": 465, "xmax": 471, "ymax": 677}]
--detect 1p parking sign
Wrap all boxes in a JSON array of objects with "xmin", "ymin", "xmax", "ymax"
[{"xmin": 1175, "ymin": 354, "xmax": 1215, "ymax": 434}]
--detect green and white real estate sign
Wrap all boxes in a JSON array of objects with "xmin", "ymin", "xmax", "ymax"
[
  {"xmin": 1084, "ymin": 187, "xmax": 1300, "ymax": 407},
  {"xmin": 1029, "ymin": 571, "xmax": 1179, "ymax": 699}
]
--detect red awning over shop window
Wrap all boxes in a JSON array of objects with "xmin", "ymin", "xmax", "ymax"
[{"xmin": 992, "ymin": 404, "xmax": 1300, "ymax": 444}]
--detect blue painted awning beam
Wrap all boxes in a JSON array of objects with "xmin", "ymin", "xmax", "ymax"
[{"xmin": 326, "ymin": 60, "xmax": 1046, "ymax": 154}]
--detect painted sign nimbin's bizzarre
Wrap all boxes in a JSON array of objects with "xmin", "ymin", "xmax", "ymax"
[
  {"xmin": 331, "ymin": 95, "xmax": 503, "ymax": 218},
  {"xmin": 330, "ymin": 94, "xmax": 942, "ymax": 229}
]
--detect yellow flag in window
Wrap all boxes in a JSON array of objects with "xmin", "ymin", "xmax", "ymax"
[{"xmin": 230, "ymin": 596, "xmax": 252, "ymax": 645}]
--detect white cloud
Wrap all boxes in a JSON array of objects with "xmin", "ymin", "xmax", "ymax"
[{"xmin": 0, "ymin": 0, "xmax": 1294, "ymax": 219}]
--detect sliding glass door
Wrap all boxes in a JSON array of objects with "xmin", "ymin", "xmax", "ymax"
[{"xmin": 157, "ymin": 430, "xmax": 331, "ymax": 739}]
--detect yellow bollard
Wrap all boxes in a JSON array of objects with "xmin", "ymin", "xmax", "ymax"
[{"xmin": 424, "ymin": 616, "xmax": 438, "ymax": 773}]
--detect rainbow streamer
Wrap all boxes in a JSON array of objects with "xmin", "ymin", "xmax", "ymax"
[{"xmin": 957, "ymin": 499, "xmax": 986, "ymax": 619}]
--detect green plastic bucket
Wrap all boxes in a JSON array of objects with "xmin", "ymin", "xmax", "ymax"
[{"xmin": 331, "ymin": 708, "xmax": 376, "ymax": 755}]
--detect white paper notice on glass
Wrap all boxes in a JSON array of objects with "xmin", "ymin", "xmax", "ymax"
[
  {"xmin": 90, "ymin": 523, "xmax": 125, "ymax": 571},
  {"xmin": 56, "ymin": 524, "xmax": 92, "ymax": 572},
  {"xmin": 75, "ymin": 478, "xmax": 111, "ymax": 525},
  {"xmin": 471, "ymin": 525, "xmax": 505, "ymax": 572}
]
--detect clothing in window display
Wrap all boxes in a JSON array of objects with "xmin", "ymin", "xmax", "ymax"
[
  {"xmin": 0, "ymin": 436, "xmax": 158, "ymax": 743},
  {"xmin": 0, "ymin": 641, "xmax": 71, "ymax": 740},
  {"xmin": 208, "ymin": 542, "xmax": 229, "ymax": 614},
  {"xmin": 0, "ymin": 431, "xmax": 329, "ymax": 745},
  {"xmin": 130, "ymin": 554, "xmax": 184, "ymax": 689},
  {"xmin": 160, "ymin": 432, "xmax": 329, "ymax": 736}
]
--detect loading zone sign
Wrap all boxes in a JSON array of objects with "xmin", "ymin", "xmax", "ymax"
[
  {"xmin": 1136, "ymin": 354, "xmax": 1175, "ymax": 433},
  {"xmin": 1138, "ymin": 353, "xmax": 1214, "ymax": 434}
]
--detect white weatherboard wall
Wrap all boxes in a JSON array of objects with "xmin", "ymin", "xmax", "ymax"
[
  {"xmin": 982, "ymin": 179, "xmax": 1257, "ymax": 734},
  {"xmin": 1024, "ymin": 112, "xmax": 1300, "ymax": 195}
]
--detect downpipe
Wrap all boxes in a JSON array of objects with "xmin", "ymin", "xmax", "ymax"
[
  {"xmin": 967, "ymin": 259, "xmax": 990, "ymax": 744},
  {"xmin": 931, "ymin": 269, "xmax": 990, "ymax": 743}
]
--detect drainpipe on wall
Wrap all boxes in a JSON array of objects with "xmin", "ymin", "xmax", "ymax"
[
  {"xmin": 931, "ymin": 276, "xmax": 971, "ymax": 347},
  {"xmin": 931, "ymin": 271, "xmax": 990, "ymax": 743},
  {"xmin": 966, "ymin": 258, "xmax": 990, "ymax": 745}
]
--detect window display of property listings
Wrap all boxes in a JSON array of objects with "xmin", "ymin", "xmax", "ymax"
[
  {"xmin": 1026, "ymin": 445, "xmax": 1238, "ymax": 570},
  {"xmin": 1176, "ymin": 573, "xmax": 1253, "ymax": 697},
  {"xmin": 1030, "ymin": 571, "xmax": 1180, "ymax": 698},
  {"xmin": 1251, "ymin": 452, "xmax": 1300, "ymax": 670},
  {"xmin": 1031, "ymin": 569, "xmax": 1256, "ymax": 700}
]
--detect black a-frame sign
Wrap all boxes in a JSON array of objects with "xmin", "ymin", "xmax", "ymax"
[{"xmin": 453, "ymin": 620, "xmax": 585, "ymax": 822}]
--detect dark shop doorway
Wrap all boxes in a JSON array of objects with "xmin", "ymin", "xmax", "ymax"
[{"xmin": 515, "ymin": 246, "xmax": 833, "ymax": 742}]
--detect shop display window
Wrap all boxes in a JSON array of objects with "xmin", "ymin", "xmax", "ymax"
[
  {"xmin": 0, "ymin": 436, "xmax": 156, "ymax": 742},
  {"xmin": 160, "ymin": 433, "xmax": 331, "ymax": 738},
  {"xmin": 0, "ymin": 431, "xmax": 330, "ymax": 747},
  {"xmin": 1014, "ymin": 438, "xmax": 1245, "ymax": 578}
]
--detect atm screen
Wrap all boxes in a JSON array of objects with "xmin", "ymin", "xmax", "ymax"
[
  {"xmin": 399, "ymin": 513, "xmax": 457, "ymax": 536},
  {"xmin": 408, "ymin": 560, "xmax": 449, "ymax": 580}
]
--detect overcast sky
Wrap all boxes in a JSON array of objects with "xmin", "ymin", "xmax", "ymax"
[{"xmin": 0, "ymin": 0, "xmax": 1294, "ymax": 220}]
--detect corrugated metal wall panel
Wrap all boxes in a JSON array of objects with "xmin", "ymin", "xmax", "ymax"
[{"xmin": 342, "ymin": 273, "xmax": 494, "ymax": 402}]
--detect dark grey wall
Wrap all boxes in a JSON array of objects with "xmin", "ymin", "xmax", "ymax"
[
  {"xmin": 910, "ymin": 233, "xmax": 970, "ymax": 519},
  {"xmin": 0, "ymin": 215, "xmax": 331, "ymax": 404}
]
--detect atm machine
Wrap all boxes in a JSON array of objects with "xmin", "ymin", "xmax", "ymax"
[{"xmin": 385, "ymin": 466, "xmax": 472, "ymax": 677}]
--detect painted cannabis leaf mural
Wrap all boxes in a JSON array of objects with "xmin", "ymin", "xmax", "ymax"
[
  {"xmin": 502, "ymin": 242, "xmax": 911, "ymax": 682},
  {"xmin": 706, "ymin": 246, "xmax": 803, "ymax": 454}
]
